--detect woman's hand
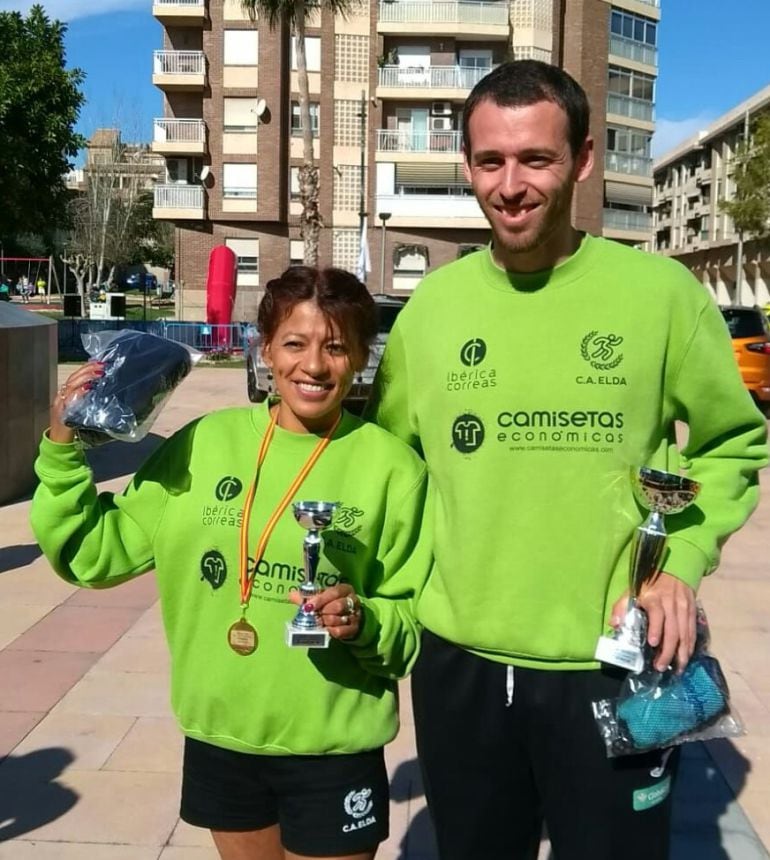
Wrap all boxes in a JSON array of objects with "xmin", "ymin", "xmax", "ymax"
[
  {"xmin": 288, "ymin": 584, "xmax": 362, "ymax": 641},
  {"xmin": 50, "ymin": 362, "xmax": 104, "ymax": 444}
]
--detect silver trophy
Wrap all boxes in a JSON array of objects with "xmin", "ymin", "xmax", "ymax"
[
  {"xmin": 285, "ymin": 500, "xmax": 339, "ymax": 648},
  {"xmin": 595, "ymin": 467, "xmax": 700, "ymax": 674}
]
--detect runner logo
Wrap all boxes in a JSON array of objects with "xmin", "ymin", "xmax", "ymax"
[
  {"xmin": 215, "ymin": 476, "xmax": 243, "ymax": 502},
  {"xmin": 460, "ymin": 338, "xmax": 487, "ymax": 367},
  {"xmin": 334, "ymin": 506, "xmax": 364, "ymax": 537},
  {"xmin": 452, "ymin": 413, "xmax": 485, "ymax": 453},
  {"xmin": 200, "ymin": 550, "xmax": 227, "ymax": 589},
  {"xmin": 580, "ymin": 331, "xmax": 624, "ymax": 371},
  {"xmin": 342, "ymin": 788, "xmax": 376, "ymax": 834}
]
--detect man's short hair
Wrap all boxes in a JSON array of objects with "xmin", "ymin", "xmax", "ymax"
[{"xmin": 462, "ymin": 60, "xmax": 590, "ymax": 158}]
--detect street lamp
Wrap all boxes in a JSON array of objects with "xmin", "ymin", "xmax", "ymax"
[{"xmin": 379, "ymin": 212, "xmax": 391, "ymax": 295}]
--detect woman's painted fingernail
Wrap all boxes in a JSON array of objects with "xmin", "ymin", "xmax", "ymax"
[{"xmin": 305, "ymin": 603, "xmax": 315, "ymax": 612}]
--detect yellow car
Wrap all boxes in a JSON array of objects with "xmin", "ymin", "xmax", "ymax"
[{"xmin": 720, "ymin": 306, "xmax": 770, "ymax": 410}]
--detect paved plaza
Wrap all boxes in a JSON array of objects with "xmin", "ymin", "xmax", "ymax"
[{"xmin": 0, "ymin": 366, "xmax": 768, "ymax": 859}]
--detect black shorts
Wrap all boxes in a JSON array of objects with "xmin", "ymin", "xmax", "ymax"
[{"xmin": 180, "ymin": 738, "xmax": 389, "ymax": 856}]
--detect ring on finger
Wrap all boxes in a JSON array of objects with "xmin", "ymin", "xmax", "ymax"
[
  {"xmin": 344, "ymin": 596, "xmax": 356, "ymax": 614},
  {"xmin": 340, "ymin": 614, "xmax": 350, "ymax": 626},
  {"xmin": 58, "ymin": 385, "xmax": 67, "ymax": 398}
]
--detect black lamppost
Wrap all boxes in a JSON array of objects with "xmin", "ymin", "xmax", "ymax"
[{"xmin": 379, "ymin": 212, "xmax": 391, "ymax": 294}]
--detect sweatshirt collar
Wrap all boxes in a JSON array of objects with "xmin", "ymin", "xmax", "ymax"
[{"xmin": 250, "ymin": 399, "xmax": 356, "ymax": 450}]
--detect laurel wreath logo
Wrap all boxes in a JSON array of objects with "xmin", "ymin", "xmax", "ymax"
[{"xmin": 580, "ymin": 331, "xmax": 624, "ymax": 371}]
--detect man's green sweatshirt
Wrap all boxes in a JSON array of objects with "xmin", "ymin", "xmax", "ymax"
[
  {"xmin": 369, "ymin": 235, "xmax": 768, "ymax": 669},
  {"xmin": 31, "ymin": 405, "xmax": 430, "ymax": 754}
]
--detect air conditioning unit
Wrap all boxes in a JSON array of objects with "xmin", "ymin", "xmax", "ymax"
[
  {"xmin": 431, "ymin": 116, "xmax": 453, "ymax": 131},
  {"xmin": 431, "ymin": 101, "xmax": 452, "ymax": 116}
]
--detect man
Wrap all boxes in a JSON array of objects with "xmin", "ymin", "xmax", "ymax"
[{"xmin": 367, "ymin": 61, "xmax": 767, "ymax": 859}]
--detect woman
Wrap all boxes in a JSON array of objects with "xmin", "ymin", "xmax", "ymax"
[{"xmin": 30, "ymin": 266, "xmax": 430, "ymax": 860}]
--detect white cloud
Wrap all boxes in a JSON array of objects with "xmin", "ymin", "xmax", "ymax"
[
  {"xmin": 652, "ymin": 114, "xmax": 716, "ymax": 160},
  {"xmin": 0, "ymin": 0, "xmax": 145, "ymax": 21}
]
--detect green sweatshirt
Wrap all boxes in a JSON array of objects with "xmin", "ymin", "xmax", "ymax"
[
  {"xmin": 368, "ymin": 235, "xmax": 768, "ymax": 670},
  {"xmin": 31, "ymin": 404, "xmax": 430, "ymax": 755}
]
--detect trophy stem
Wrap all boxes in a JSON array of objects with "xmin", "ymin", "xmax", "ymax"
[{"xmin": 629, "ymin": 511, "xmax": 666, "ymax": 597}]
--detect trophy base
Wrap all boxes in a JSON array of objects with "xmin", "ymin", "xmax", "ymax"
[
  {"xmin": 285, "ymin": 622, "xmax": 330, "ymax": 649},
  {"xmin": 594, "ymin": 634, "xmax": 645, "ymax": 674}
]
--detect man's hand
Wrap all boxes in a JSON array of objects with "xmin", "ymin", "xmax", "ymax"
[
  {"xmin": 610, "ymin": 572, "xmax": 697, "ymax": 673},
  {"xmin": 288, "ymin": 584, "xmax": 362, "ymax": 641}
]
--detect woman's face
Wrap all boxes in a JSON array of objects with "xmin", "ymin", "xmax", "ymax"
[{"xmin": 261, "ymin": 300, "xmax": 359, "ymax": 434}]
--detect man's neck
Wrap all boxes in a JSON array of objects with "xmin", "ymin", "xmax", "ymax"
[{"xmin": 492, "ymin": 228, "xmax": 583, "ymax": 274}]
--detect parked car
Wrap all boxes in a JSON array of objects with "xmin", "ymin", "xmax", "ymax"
[
  {"xmin": 719, "ymin": 305, "xmax": 770, "ymax": 409},
  {"xmin": 246, "ymin": 294, "xmax": 407, "ymax": 409}
]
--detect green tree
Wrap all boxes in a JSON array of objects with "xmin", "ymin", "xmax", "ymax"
[
  {"xmin": 240, "ymin": 0, "xmax": 356, "ymax": 265},
  {"xmin": 0, "ymin": 5, "xmax": 85, "ymax": 244},
  {"xmin": 720, "ymin": 112, "xmax": 770, "ymax": 238}
]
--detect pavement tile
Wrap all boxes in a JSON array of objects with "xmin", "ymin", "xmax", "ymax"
[
  {"xmin": 104, "ymin": 716, "xmax": 183, "ymax": 773},
  {"xmin": 0, "ymin": 711, "xmax": 45, "ymax": 759},
  {"xmin": 0, "ymin": 843, "xmax": 160, "ymax": 860},
  {"xmin": 0, "ymin": 565, "xmax": 77, "ymax": 606},
  {"xmin": 53, "ymin": 669, "xmax": 172, "ymax": 719},
  {"xmin": 11, "ymin": 712, "xmax": 136, "ymax": 771},
  {"xmin": 124, "ymin": 603, "xmax": 166, "ymax": 641},
  {"xmin": 7, "ymin": 606, "xmax": 142, "ymax": 654},
  {"xmin": 0, "ymin": 603, "xmax": 52, "ymax": 650},
  {"xmin": 65, "ymin": 574, "xmax": 159, "ymax": 610},
  {"xmin": 0, "ymin": 650, "xmax": 96, "ymax": 712},
  {"xmin": 167, "ymin": 818, "xmax": 216, "ymax": 848},
  {"xmin": 96, "ymin": 629, "xmax": 170, "ymax": 674},
  {"xmin": 158, "ymin": 848, "xmax": 219, "ymax": 860},
  {"xmin": 1, "ymin": 769, "xmax": 180, "ymax": 847}
]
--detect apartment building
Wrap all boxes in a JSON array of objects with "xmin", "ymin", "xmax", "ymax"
[
  {"xmin": 151, "ymin": 0, "xmax": 660, "ymax": 321},
  {"xmin": 652, "ymin": 83, "xmax": 770, "ymax": 307}
]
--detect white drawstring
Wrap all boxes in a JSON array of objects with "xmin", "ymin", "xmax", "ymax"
[{"xmin": 505, "ymin": 665, "xmax": 514, "ymax": 707}]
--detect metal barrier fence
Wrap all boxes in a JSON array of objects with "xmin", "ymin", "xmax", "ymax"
[{"xmin": 58, "ymin": 319, "xmax": 251, "ymax": 361}]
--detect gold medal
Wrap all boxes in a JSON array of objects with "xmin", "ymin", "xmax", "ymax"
[{"xmin": 228, "ymin": 619, "xmax": 258, "ymax": 655}]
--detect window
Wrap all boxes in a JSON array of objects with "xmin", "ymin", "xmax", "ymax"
[
  {"xmin": 224, "ymin": 30, "xmax": 258, "ymax": 65},
  {"xmin": 393, "ymin": 244, "xmax": 428, "ymax": 291},
  {"xmin": 606, "ymin": 126, "xmax": 651, "ymax": 156},
  {"xmin": 290, "ymin": 167, "xmax": 301, "ymax": 201},
  {"xmin": 223, "ymin": 163, "xmax": 257, "ymax": 198},
  {"xmin": 291, "ymin": 101, "xmax": 320, "ymax": 137},
  {"xmin": 224, "ymin": 98, "xmax": 259, "ymax": 132},
  {"xmin": 291, "ymin": 36, "xmax": 321, "ymax": 72},
  {"xmin": 610, "ymin": 10, "xmax": 656, "ymax": 46},
  {"xmin": 226, "ymin": 238, "xmax": 259, "ymax": 275},
  {"xmin": 608, "ymin": 66, "xmax": 654, "ymax": 102},
  {"xmin": 289, "ymin": 239, "xmax": 305, "ymax": 267}
]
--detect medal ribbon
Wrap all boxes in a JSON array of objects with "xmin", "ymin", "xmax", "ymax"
[{"xmin": 238, "ymin": 408, "xmax": 341, "ymax": 609}]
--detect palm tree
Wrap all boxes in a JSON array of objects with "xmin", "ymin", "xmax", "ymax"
[{"xmin": 241, "ymin": 0, "xmax": 357, "ymax": 265}]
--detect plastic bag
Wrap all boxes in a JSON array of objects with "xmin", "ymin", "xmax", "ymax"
[
  {"xmin": 62, "ymin": 330, "xmax": 200, "ymax": 446},
  {"xmin": 592, "ymin": 605, "xmax": 744, "ymax": 757}
]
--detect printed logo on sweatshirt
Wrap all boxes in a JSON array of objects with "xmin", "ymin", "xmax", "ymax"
[
  {"xmin": 333, "ymin": 506, "xmax": 364, "ymax": 537},
  {"xmin": 215, "ymin": 476, "xmax": 243, "ymax": 502},
  {"xmin": 447, "ymin": 338, "xmax": 497, "ymax": 392},
  {"xmin": 494, "ymin": 408, "xmax": 624, "ymax": 453},
  {"xmin": 244, "ymin": 555, "xmax": 342, "ymax": 603},
  {"xmin": 452, "ymin": 413, "xmax": 485, "ymax": 453},
  {"xmin": 200, "ymin": 550, "xmax": 227, "ymax": 589},
  {"xmin": 342, "ymin": 788, "xmax": 376, "ymax": 833}
]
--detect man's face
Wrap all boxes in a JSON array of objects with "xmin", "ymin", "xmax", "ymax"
[{"xmin": 463, "ymin": 98, "xmax": 593, "ymax": 273}]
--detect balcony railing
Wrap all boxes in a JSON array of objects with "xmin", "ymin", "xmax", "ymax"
[
  {"xmin": 378, "ymin": 64, "xmax": 492, "ymax": 89},
  {"xmin": 154, "ymin": 183, "xmax": 204, "ymax": 209},
  {"xmin": 154, "ymin": 0, "xmax": 204, "ymax": 5},
  {"xmin": 153, "ymin": 50, "xmax": 205, "ymax": 76},
  {"xmin": 609, "ymin": 35, "xmax": 657, "ymax": 67},
  {"xmin": 606, "ymin": 93, "xmax": 654, "ymax": 123},
  {"xmin": 378, "ymin": 1, "xmax": 509, "ymax": 26},
  {"xmin": 153, "ymin": 118, "xmax": 206, "ymax": 144},
  {"xmin": 634, "ymin": 0, "xmax": 660, "ymax": 7},
  {"xmin": 604, "ymin": 151, "xmax": 652, "ymax": 177},
  {"xmin": 377, "ymin": 129, "xmax": 462, "ymax": 153},
  {"xmin": 377, "ymin": 192, "xmax": 483, "ymax": 219},
  {"xmin": 603, "ymin": 208, "xmax": 652, "ymax": 232}
]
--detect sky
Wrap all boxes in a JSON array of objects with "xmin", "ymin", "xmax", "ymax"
[{"xmin": 2, "ymin": 0, "xmax": 769, "ymax": 162}]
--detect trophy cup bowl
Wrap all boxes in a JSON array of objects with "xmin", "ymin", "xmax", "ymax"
[
  {"xmin": 286, "ymin": 500, "xmax": 339, "ymax": 648},
  {"xmin": 595, "ymin": 467, "xmax": 700, "ymax": 673}
]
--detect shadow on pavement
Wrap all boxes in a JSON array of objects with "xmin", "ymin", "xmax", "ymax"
[
  {"xmin": 0, "ymin": 544, "xmax": 42, "ymax": 574},
  {"xmin": 0, "ymin": 748, "xmax": 78, "ymax": 842},
  {"xmin": 84, "ymin": 432, "xmax": 165, "ymax": 483},
  {"xmin": 390, "ymin": 758, "xmax": 438, "ymax": 859}
]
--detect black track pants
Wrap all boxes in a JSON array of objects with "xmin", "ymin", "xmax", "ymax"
[{"xmin": 412, "ymin": 630, "xmax": 678, "ymax": 860}]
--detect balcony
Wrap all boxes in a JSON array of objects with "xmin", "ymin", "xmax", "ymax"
[
  {"xmin": 152, "ymin": 0, "xmax": 205, "ymax": 25},
  {"xmin": 377, "ymin": 64, "xmax": 492, "ymax": 94},
  {"xmin": 604, "ymin": 151, "xmax": 652, "ymax": 177},
  {"xmin": 153, "ymin": 183, "xmax": 205, "ymax": 220},
  {"xmin": 606, "ymin": 93, "xmax": 654, "ymax": 124},
  {"xmin": 377, "ymin": 129, "xmax": 462, "ymax": 154},
  {"xmin": 152, "ymin": 119, "xmax": 206, "ymax": 155},
  {"xmin": 378, "ymin": 1, "xmax": 509, "ymax": 37},
  {"xmin": 608, "ymin": 35, "xmax": 657, "ymax": 68},
  {"xmin": 376, "ymin": 192, "xmax": 485, "ymax": 227},
  {"xmin": 603, "ymin": 208, "xmax": 652, "ymax": 233},
  {"xmin": 152, "ymin": 51, "xmax": 206, "ymax": 91}
]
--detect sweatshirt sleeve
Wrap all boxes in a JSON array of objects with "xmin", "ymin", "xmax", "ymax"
[
  {"xmin": 663, "ymin": 297, "xmax": 768, "ymax": 589},
  {"xmin": 365, "ymin": 321, "xmax": 422, "ymax": 454},
  {"xmin": 347, "ymin": 465, "xmax": 432, "ymax": 680},
  {"xmin": 30, "ymin": 433, "xmax": 173, "ymax": 588}
]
